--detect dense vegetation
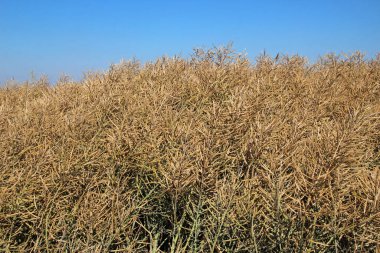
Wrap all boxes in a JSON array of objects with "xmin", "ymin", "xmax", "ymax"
[{"xmin": 1, "ymin": 47, "xmax": 379, "ymax": 252}]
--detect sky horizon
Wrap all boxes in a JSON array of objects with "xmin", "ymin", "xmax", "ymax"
[{"xmin": 1, "ymin": 0, "xmax": 380, "ymax": 84}]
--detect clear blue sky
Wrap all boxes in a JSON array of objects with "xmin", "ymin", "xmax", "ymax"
[{"xmin": 1, "ymin": 0, "xmax": 380, "ymax": 84}]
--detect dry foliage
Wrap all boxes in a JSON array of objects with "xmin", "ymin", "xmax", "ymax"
[{"xmin": 1, "ymin": 47, "xmax": 380, "ymax": 252}]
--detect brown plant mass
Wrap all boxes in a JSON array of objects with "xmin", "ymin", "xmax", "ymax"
[{"xmin": 0, "ymin": 47, "xmax": 380, "ymax": 252}]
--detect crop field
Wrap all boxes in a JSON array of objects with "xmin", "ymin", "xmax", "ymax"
[{"xmin": 1, "ymin": 47, "xmax": 379, "ymax": 252}]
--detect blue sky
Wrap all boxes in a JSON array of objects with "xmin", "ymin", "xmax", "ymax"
[{"xmin": 1, "ymin": 0, "xmax": 380, "ymax": 84}]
